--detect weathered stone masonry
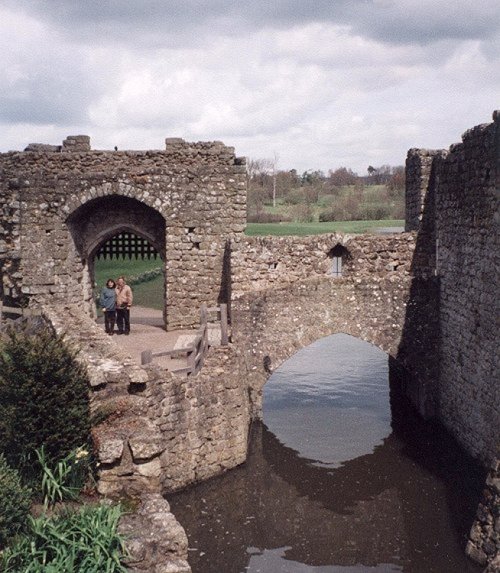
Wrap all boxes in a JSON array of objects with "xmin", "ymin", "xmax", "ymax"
[
  {"xmin": 406, "ymin": 113, "xmax": 499, "ymax": 466},
  {"xmin": 229, "ymin": 232, "xmax": 439, "ymax": 419},
  {"xmin": 0, "ymin": 135, "xmax": 246, "ymax": 329},
  {"xmin": 0, "ymin": 114, "xmax": 498, "ymax": 569}
]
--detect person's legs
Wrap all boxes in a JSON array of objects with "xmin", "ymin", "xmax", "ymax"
[
  {"xmin": 104, "ymin": 311, "xmax": 111, "ymax": 333},
  {"xmin": 124, "ymin": 308, "xmax": 130, "ymax": 334},
  {"xmin": 116, "ymin": 308, "xmax": 124, "ymax": 333},
  {"xmin": 108, "ymin": 311, "xmax": 116, "ymax": 335}
]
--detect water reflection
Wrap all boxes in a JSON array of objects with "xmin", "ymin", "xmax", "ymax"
[
  {"xmin": 263, "ymin": 334, "xmax": 391, "ymax": 468},
  {"xmin": 169, "ymin": 335, "xmax": 484, "ymax": 573}
]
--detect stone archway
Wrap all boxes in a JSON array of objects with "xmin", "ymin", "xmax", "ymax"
[{"xmin": 66, "ymin": 195, "xmax": 166, "ymax": 321}]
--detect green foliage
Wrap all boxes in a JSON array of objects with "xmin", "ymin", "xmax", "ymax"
[
  {"xmin": 290, "ymin": 204, "xmax": 314, "ymax": 223},
  {"xmin": 0, "ymin": 327, "xmax": 91, "ymax": 478},
  {"xmin": 0, "ymin": 455, "xmax": 32, "ymax": 548},
  {"xmin": 1, "ymin": 504, "xmax": 128, "ymax": 572},
  {"xmin": 245, "ymin": 220, "xmax": 404, "ymax": 236},
  {"xmin": 36, "ymin": 446, "xmax": 91, "ymax": 509}
]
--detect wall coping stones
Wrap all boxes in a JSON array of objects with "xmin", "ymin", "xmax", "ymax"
[{"xmin": 118, "ymin": 494, "xmax": 191, "ymax": 573}]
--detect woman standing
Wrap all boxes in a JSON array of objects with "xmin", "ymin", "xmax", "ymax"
[{"xmin": 100, "ymin": 278, "xmax": 117, "ymax": 335}]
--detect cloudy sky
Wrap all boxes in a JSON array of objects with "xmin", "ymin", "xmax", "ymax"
[{"xmin": 1, "ymin": 0, "xmax": 498, "ymax": 173}]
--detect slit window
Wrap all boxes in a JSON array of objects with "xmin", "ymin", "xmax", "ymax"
[{"xmin": 328, "ymin": 244, "xmax": 349, "ymax": 278}]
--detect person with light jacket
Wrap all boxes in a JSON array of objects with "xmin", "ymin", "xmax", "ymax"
[{"xmin": 115, "ymin": 276, "xmax": 133, "ymax": 335}]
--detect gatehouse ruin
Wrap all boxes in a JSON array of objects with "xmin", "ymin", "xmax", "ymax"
[{"xmin": 0, "ymin": 112, "xmax": 498, "ymax": 569}]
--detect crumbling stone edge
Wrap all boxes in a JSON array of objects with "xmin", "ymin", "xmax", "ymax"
[
  {"xmin": 466, "ymin": 456, "xmax": 500, "ymax": 573},
  {"xmin": 118, "ymin": 494, "xmax": 191, "ymax": 573}
]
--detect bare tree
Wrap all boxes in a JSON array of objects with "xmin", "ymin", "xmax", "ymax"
[{"xmin": 271, "ymin": 152, "xmax": 279, "ymax": 208}]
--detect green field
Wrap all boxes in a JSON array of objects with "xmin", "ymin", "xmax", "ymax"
[
  {"xmin": 94, "ymin": 257, "xmax": 163, "ymax": 309},
  {"xmin": 245, "ymin": 219, "xmax": 404, "ymax": 236}
]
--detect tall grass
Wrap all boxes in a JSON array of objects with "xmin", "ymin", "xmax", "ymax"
[{"xmin": 1, "ymin": 505, "xmax": 128, "ymax": 573}]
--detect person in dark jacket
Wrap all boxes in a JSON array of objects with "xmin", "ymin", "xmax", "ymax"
[{"xmin": 100, "ymin": 278, "xmax": 117, "ymax": 335}]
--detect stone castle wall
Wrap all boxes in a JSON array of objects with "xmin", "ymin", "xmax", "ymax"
[
  {"xmin": 229, "ymin": 231, "xmax": 440, "ymax": 419},
  {"xmin": 43, "ymin": 307, "xmax": 250, "ymax": 498},
  {"xmin": 405, "ymin": 112, "xmax": 499, "ymax": 571},
  {"xmin": 0, "ymin": 136, "xmax": 246, "ymax": 328},
  {"xmin": 231, "ymin": 232, "xmax": 419, "ymax": 296},
  {"xmin": 405, "ymin": 112, "xmax": 499, "ymax": 466},
  {"xmin": 435, "ymin": 114, "xmax": 499, "ymax": 465}
]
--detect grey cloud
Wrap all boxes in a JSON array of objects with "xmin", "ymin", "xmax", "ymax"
[{"xmin": 5, "ymin": 0, "xmax": 499, "ymax": 48}]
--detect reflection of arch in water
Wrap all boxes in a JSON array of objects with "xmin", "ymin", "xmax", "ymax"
[{"xmin": 170, "ymin": 407, "xmax": 482, "ymax": 573}]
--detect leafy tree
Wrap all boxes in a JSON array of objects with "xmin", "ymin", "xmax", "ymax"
[
  {"xmin": 0, "ymin": 326, "xmax": 91, "ymax": 477},
  {"xmin": 328, "ymin": 167, "xmax": 358, "ymax": 187}
]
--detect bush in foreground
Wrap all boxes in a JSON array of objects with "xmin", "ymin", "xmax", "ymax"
[
  {"xmin": 0, "ymin": 326, "xmax": 91, "ymax": 478},
  {"xmin": 0, "ymin": 455, "xmax": 32, "ymax": 548}
]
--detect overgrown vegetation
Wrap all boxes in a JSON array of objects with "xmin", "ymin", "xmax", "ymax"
[
  {"xmin": 36, "ymin": 446, "xmax": 91, "ymax": 509},
  {"xmin": 1, "ymin": 504, "xmax": 127, "ymax": 573},
  {"xmin": 0, "ymin": 455, "xmax": 32, "ymax": 547},
  {"xmin": 0, "ymin": 325, "xmax": 128, "ymax": 571},
  {"xmin": 0, "ymin": 327, "xmax": 91, "ymax": 479},
  {"xmin": 247, "ymin": 159, "xmax": 405, "ymax": 224}
]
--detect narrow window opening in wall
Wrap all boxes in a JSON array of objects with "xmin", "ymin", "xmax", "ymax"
[
  {"xmin": 328, "ymin": 244, "xmax": 350, "ymax": 278},
  {"xmin": 268, "ymin": 262, "xmax": 278, "ymax": 271},
  {"xmin": 187, "ymin": 227, "xmax": 195, "ymax": 234},
  {"xmin": 193, "ymin": 242, "xmax": 201, "ymax": 250},
  {"xmin": 332, "ymin": 256, "xmax": 342, "ymax": 277}
]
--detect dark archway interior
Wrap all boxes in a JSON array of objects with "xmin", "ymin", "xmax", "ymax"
[
  {"xmin": 66, "ymin": 195, "xmax": 167, "ymax": 319},
  {"xmin": 67, "ymin": 195, "xmax": 166, "ymax": 260}
]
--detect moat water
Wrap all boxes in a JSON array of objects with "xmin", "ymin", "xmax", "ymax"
[{"xmin": 169, "ymin": 334, "xmax": 484, "ymax": 573}]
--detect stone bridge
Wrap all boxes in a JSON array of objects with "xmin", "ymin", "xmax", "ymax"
[{"xmin": 0, "ymin": 113, "xmax": 498, "ymax": 567}]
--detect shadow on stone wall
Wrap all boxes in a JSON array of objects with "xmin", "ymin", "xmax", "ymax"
[{"xmin": 395, "ymin": 151, "xmax": 441, "ymax": 418}]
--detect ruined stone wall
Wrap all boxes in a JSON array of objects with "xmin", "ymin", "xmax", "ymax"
[
  {"xmin": 405, "ymin": 113, "xmax": 499, "ymax": 570},
  {"xmin": 231, "ymin": 232, "xmax": 419, "ymax": 296},
  {"xmin": 405, "ymin": 148, "xmax": 445, "ymax": 233},
  {"xmin": 0, "ymin": 136, "xmax": 246, "ymax": 328},
  {"xmin": 230, "ymin": 232, "xmax": 439, "ymax": 418},
  {"xmin": 44, "ymin": 307, "xmax": 250, "ymax": 498},
  {"xmin": 434, "ymin": 112, "xmax": 499, "ymax": 466},
  {"xmin": 466, "ymin": 456, "xmax": 500, "ymax": 571}
]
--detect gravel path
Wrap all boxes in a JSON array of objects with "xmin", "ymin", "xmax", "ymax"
[{"xmin": 97, "ymin": 305, "xmax": 194, "ymax": 369}]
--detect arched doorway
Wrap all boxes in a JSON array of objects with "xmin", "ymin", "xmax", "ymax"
[{"xmin": 66, "ymin": 195, "xmax": 166, "ymax": 323}]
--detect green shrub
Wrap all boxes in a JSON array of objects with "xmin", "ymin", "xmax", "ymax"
[
  {"xmin": 1, "ymin": 504, "xmax": 128, "ymax": 572},
  {"xmin": 0, "ymin": 454, "xmax": 32, "ymax": 548},
  {"xmin": 37, "ymin": 446, "xmax": 91, "ymax": 509},
  {"xmin": 0, "ymin": 326, "xmax": 91, "ymax": 479}
]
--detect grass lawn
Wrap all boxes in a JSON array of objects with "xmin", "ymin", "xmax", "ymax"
[
  {"xmin": 129, "ymin": 277, "xmax": 164, "ymax": 310},
  {"xmin": 245, "ymin": 219, "xmax": 404, "ymax": 236},
  {"xmin": 94, "ymin": 257, "xmax": 164, "ymax": 309},
  {"xmin": 94, "ymin": 257, "xmax": 161, "ymax": 289}
]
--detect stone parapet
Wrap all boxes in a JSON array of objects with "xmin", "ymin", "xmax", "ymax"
[
  {"xmin": 231, "ymin": 232, "xmax": 425, "ymax": 298},
  {"xmin": 43, "ymin": 306, "xmax": 249, "ymax": 498}
]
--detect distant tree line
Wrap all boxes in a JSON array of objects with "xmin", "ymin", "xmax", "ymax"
[{"xmin": 247, "ymin": 159, "xmax": 405, "ymax": 223}]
